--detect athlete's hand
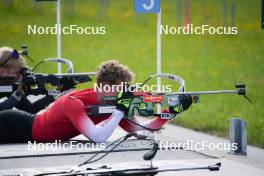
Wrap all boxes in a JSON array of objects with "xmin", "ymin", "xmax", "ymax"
[
  {"xmin": 116, "ymin": 90, "xmax": 133, "ymax": 117},
  {"xmin": 169, "ymin": 94, "xmax": 193, "ymax": 114}
]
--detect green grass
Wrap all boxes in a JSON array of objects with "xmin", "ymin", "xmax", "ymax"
[{"xmin": 0, "ymin": 0, "xmax": 263, "ymax": 147}]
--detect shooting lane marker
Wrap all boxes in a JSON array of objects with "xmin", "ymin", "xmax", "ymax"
[{"xmin": 229, "ymin": 118, "xmax": 247, "ymax": 155}]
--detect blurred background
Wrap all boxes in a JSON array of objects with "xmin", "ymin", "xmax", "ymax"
[{"xmin": 0, "ymin": 0, "xmax": 263, "ymax": 147}]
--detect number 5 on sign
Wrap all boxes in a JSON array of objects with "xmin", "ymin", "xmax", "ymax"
[
  {"xmin": 134, "ymin": 0, "xmax": 160, "ymax": 13},
  {"xmin": 143, "ymin": 0, "xmax": 155, "ymax": 10}
]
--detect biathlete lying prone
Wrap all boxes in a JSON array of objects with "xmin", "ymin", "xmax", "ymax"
[{"xmin": 0, "ymin": 60, "xmax": 192, "ymax": 143}]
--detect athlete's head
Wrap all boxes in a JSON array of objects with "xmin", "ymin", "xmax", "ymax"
[
  {"xmin": 0, "ymin": 46, "xmax": 26, "ymax": 83},
  {"xmin": 96, "ymin": 60, "xmax": 134, "ymax": 98}
]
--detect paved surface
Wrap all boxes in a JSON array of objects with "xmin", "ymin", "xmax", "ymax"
[{"xmin": 0, "ymin": 117, "xmax": 263, "ymax": 175}]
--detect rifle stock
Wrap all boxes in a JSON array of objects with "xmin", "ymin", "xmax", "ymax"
[{"xmin": 0, "ymin": 69, "xmax": 96, "ymax": 97}]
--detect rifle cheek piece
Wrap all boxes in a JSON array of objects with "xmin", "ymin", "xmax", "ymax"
[
  {"xmin": 126, "ymin": 98, "xmax": 154, "ymax": 118},
  {"xmin": 137, "ymin": 103, "xmax": 154, "ymax": 117}
]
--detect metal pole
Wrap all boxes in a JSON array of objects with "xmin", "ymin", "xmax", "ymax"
[
  {"xmin": 57, "ymin": 0, "xmax": 62, "ymax": 73},
  {"xmin": 231, "ymin": 0, "xmax": 236, "ymax": 27},
  {"xmin": 157, "ymin": 10, "xmax": 161, "ymax": 114},
  {"xmin": 203, "ymin": 0, "xmax": 209, "ymax": 86},
  {"xmin": 223, "ymin": 0, "xmax": 227, "ymax": 26},
  {"xmin": 262, "ymin": 0, "xmax": 264, "ymax": 29},
  {"xmin": 176, "ymin": 0, "xmax": 181, "ymax": 25}
]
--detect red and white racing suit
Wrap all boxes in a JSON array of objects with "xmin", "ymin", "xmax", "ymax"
[{"xmin": 32, "ymin": 88, "xmax": 168, "ymax": 142}]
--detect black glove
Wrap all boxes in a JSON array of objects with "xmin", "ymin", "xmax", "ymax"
[{"xmin": 169, "ymin": 94, "xmax": 193, "ymax": 114}]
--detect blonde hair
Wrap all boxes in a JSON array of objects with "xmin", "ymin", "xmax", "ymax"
[
  {"xmin": 96, "ymin": 60, "xmax": 134, "ymax": 85},
  {"xmin": 0, "ymin": 46, "xmax": 26, "ymax": 68}
]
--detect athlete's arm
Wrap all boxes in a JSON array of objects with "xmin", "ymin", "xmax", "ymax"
[
  {"xmin": 119, "ymin": 114, "xmax": 169, "ymax": 133},
  {"xmin": 62, "ymin": 96, "xmax": 124, "ymax": 143},
  {"xmin": 15, "ymin": 96, "xmax": 54, "ymax": 113},
  {"xmin": 0, "ymin": 96, "xmax": 19, "ymax": 110},
  {"xmin": 0, "ymin": 89, "xmax": 26, "ymax": 110}
]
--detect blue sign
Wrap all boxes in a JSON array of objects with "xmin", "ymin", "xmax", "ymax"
[{"xmin": 134, "ymin": 0, "xmax": 160, "ymax": 13}]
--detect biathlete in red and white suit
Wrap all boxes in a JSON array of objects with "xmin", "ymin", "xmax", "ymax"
[{"xmin": 0, "ymin": 60, "xmax": 192, "ymax": 143}]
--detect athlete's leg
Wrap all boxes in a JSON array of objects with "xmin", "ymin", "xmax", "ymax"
[{"xmin": 0, "ymin": 110, "xmax": 35, "ymax": 143}]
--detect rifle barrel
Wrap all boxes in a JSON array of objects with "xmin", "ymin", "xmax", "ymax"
[{"xmin": 164, "ymin": 90, "xmax": 239, "ymax": 95}]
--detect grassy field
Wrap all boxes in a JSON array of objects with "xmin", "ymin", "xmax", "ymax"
[{"xmin": 0, "ymin": 0, "xmax": 263, "ymax": 147}]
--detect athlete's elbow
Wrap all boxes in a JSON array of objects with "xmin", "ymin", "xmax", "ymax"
[
  {"xmin": 88, "ymin": 135, "xmax": 108, "ymax": 143},
  {"xmin": 83, "ymin": 131, "xmax": 109, "ymax": 143}
]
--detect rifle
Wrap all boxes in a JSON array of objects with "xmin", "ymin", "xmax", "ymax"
[
  {"xmin": 88, "ymin": 73, "xmax": 252, "ymax": 120},
  {"xmin": 0, "ymin": 67, "xmax": 95, "ymax": 97},
  {"xmin": 0, "ymin": 45, "xmax": 96, "ymax": 97}
]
